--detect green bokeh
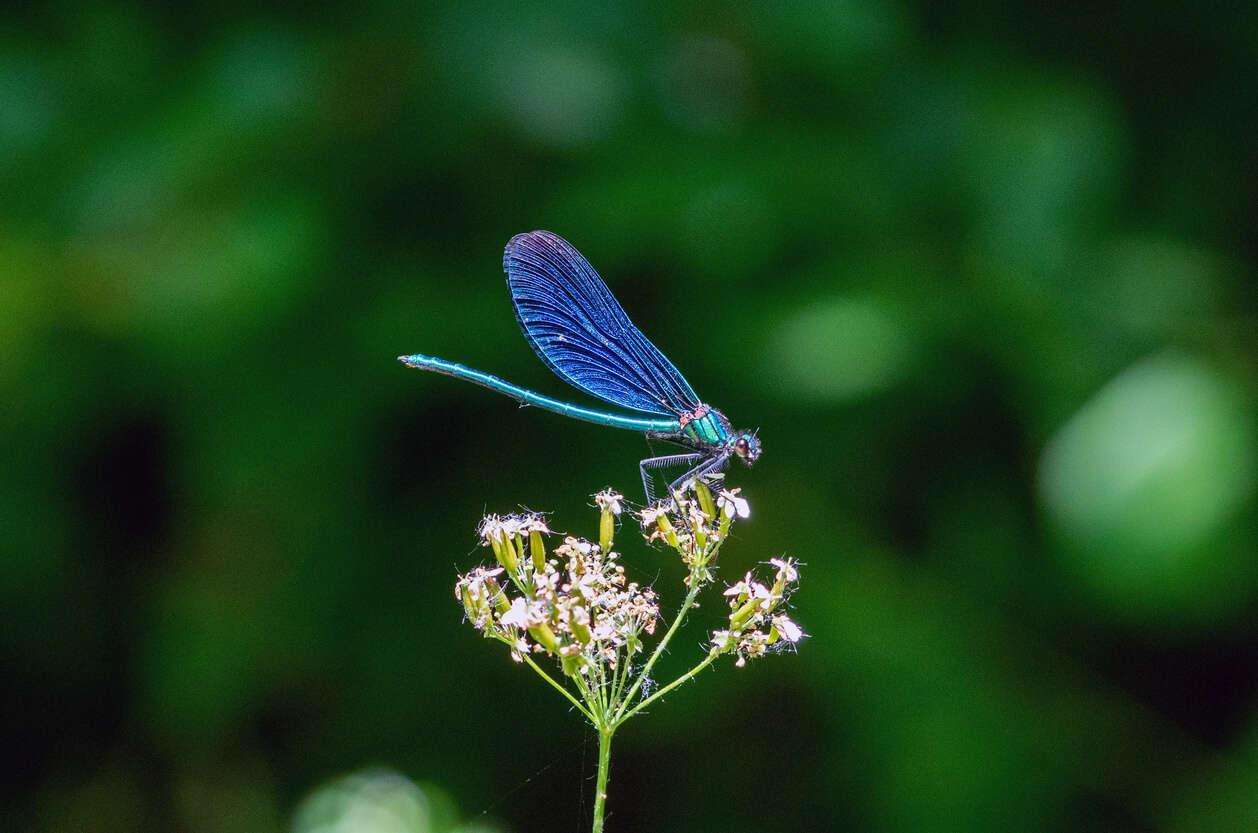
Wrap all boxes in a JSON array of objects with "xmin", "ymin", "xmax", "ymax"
[{"xmin": 3, "ymin": 2, "xmax": 1257, "ymax": 831}]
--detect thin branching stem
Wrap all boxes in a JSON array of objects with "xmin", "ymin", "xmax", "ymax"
[
  {"xmin": 620, "ymin": 651, "xmax": 718, "ymax": 722},
  {"xmin": 610, "ymin": 641, "xmax": 631, "ymax": 708},
  {"xmin": 521, "ymin": 653, "xmax": 594, "ymax": 722},
  {"xmin": 612, "ymin": 574, "xmax": 703, "ymax": 724},
  {"xmin": 600, "ymin": 658, "xmax": 613, "ymax": 717}
]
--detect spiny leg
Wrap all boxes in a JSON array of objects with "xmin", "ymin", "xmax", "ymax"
[
  {"xmin": 666, "ymin": 451, "xmax": 732, "ymax": 503},
  {"xmin": 639, "ymin": 452, "xmax": 704, "ymax": 505}
]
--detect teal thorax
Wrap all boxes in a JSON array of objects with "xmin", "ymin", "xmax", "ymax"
[{"xmin": 676, "ymin": 404, "xmax": 731, "ymax": 447}]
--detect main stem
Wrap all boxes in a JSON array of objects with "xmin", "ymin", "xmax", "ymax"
[
  {"xmin": 590, "ymin": 515, "xmax": 721, "ymax": 830},
  {"xmin": 591, "ymin": 725, "xmax": 614, "ymax": 833}
]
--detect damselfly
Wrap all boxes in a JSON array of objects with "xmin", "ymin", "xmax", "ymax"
[{"xmin": 399, "ymin": 231, "xmax": 761, "ymax": 503}]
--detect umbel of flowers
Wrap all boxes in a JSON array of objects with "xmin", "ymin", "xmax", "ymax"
[{"xmin": 453, "ymin": 483, "xmax": 803, "ymax": 833}]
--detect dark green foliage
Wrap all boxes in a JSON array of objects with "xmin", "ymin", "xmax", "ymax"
[{"xmin": 3, "ymin": 2, "xmax": 1256, "ymax": 831}]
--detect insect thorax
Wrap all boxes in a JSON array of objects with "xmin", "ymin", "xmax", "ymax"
[{"xmin": 678, "ymin": 405, "xmax": 731, "ymax": 447}]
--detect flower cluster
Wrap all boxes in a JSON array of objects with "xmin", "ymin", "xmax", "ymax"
[
  {"xmin": 454, "ymin": 492, "xmax": 659, "ymax": 678},
  {"xmin": 711, "ymin": 557, "xmax": 805, "ymax": 667},
  {"xmin": 636, "ymin": 486, "xmax": 751, "ymax": 583},
  {"xmin": 455, "ymin": 482, "xmax": 805, "ymax": 712},
  {"xmin": 450, "ymin": 481, "xmax": 802, "ymax": 833}
]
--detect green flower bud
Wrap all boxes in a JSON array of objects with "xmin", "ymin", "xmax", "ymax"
[
  {"xmin": 458, "ymin": 582, "xmax": 483, "ymax": 623},
  {"xmin": 730, "ymin": 598, "xmax": 761, "ymax": 631},
  {"xmin": 696, "ymin": 481, "xmax": 717, "ymax": 522},
  {"xmin": 600, "ymin": 509, "xmax": 614, "ymax": 556},
  {"xmin": 657, "ymin": 512, "xmax": 680, "ymax": 549},
  {"xmin": 594, "ymin": 490, "xmax": 623, "ymax": 555},
  {"xmin": 485, "ymin": 574, "xmax": 510, "ymax": 614},
  {"xmin": 530, "ymin": 529, "xmax": 546, "ymax": 572},
  {"xmin": 490, "ymin": 530, "xmax": 517, "ymax": 573},
  {"xmin": 570, "ymin": 605, "xmax": 592, "ymax": 646},
  {"xmin": 529, "ymin": 622, "xmax": 561, "ymax": 654}
]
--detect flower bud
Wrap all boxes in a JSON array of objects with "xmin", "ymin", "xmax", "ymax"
[
  {"xmin": 600, "ymin": 510, "xmax": 614, "ymax": 556},
  {"xmin": 529, "ymin": 622, "xmax": 561, "ymax": 654},
  {"xmin": 485, "ymin": 574, "xmax": 511, "ymax": 614},
  {"xmin": 729, "ymin": 597, "xmax": 761, "ymax": 631},
  {"xmin": 456, "ymin": 567, "xmax": 508, "ymax": 628},
  {"xmin": 530, "ymin": 529, "xmax": 546, "ymax": 572},
  {"xmin": 690, "ymin": 504, "xmax": 708, "ymax": 552},
  {"xmin": 595, "ymin": 490, "xmax": 623, "ymax": 555},
  {"xmin": 695, "ymin": 481, "xmax": 717, "ymax": 523},
  {"xmin": 569, "ymin": 604, "xmax": 592, "ymax": 646},
  {"xmin": 656, "ymin": 512, "xmax": 680, "ymax": 549},
  {"xmin": 487, "ymin": 529, "xmax": 517, "ymax": 574},
  {"xmin": 456, "ymin": 580, "xmax": 485, "ymax": 623}
]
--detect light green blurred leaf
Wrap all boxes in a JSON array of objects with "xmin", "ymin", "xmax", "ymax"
[
  {"xmin": 765, "ymin": 294, "xmax": 918, "ymax": 403},
  {"xmin": 1039, "ymin": 351, "xmax": 1257, "ymax": 619},
  {"xmin": 293, "ymin": 770, "xmax": 494, "ymax": 833}
]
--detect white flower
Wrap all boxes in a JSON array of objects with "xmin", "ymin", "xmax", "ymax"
[
  {"xmin": 478, "ymin": 515, "xmax": 506, "ymax": 543},
  {"xmin": 455, "ymin": 566, "xmax": 504, "ymax": 599},
  {"xmin": 723, "ymin": 573, "xmax": 770, "ymax": 601},
  {"xmin": 723, "ymin": 572, "xmax": 756, "ymax": 597},
  {"xmin": 594, "ymin": 490, "xmax": 624, "ymax": 515},
  {"xmin": 687, "ymin": 501, "xmax": 711, "ymax": 529},
  {"xmin": 770, "ymin": 557, "xmax": 798, "ymax": 584},
  {"xmin": 500, "ymin": 597, "xmax": 530, "ymax": 628},
  {"xmin": 565, "ymin": 536, "xmax": 595, "ymax": 556},
  {"xmin": 717, "ymin": 488, "xmax": 750, "ymax": 520},
  {"xmin": 499, "ymin": 516, "xmax": 526, "ymax": 538},
  {"xmin": 638, "ymin": 505, "xmax": 667, "ymax": 525},
  {"xmin": 522, "ymin": 515, "xmax": 551, "ymax": 534},
  {"xmin": 772, "ymin": 615, "xmax": 804, "ymax": 643}
]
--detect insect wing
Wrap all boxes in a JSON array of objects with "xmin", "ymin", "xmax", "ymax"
[{"xmin": 504, "ymin": 230, "xmax": 702, "ymax": 417}]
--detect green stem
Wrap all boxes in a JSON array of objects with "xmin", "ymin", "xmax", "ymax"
[
  {"xmin": 591, "ymin": 725, "xmax": 614, "ymax": 833},
  {"xmin": 595, "ymin": 653, "xmax": 610, "ymax": 715},
  {"xmin": 610, "ymin": 641, "xmax": 632, "ymax": 708},
  {"xmin": 573, "ymin": 668, "xmax": 599, "ymax": 717},
  {"xmin": 619, "ymin": 651, "xmax": 718, "ymax": 722},
  {"xmin": 521, "ymin": 653, "xmax": 593, "ymax": 722},
  {"xmin": 613, "ymin": 576, "xmax": 703, "ymax": 723}
]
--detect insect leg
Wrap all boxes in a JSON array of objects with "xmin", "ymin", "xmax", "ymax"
[
  {"xmin": 666, "ymin": 451, "xmax": 732, "ymax": 501},
  {"xmin": 639, "ymin": 453, "xmax": 704, "ymax": 504}
]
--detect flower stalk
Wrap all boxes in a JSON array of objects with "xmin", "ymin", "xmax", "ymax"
[{"xmin": 452, "ymin": 484, "xmax": 804, "ymax": 832}]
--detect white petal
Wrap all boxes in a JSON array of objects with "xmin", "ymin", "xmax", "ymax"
[
  {"xmin": 500, "ymin": 598, "xmax": 530, "ymax": 627},
  {"xmin": 774, "ymin": 616, "xmax": 804, "ymax": 643}
]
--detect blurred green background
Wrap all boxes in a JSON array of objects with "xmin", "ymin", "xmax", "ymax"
[{"xmin": 4, "ymin": 2, "xmax": 1258, "ymax": 831}]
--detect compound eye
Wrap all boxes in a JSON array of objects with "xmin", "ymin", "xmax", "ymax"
[{"xmin": 735, "ymin": 437, "xmax": 750, "ymax": 454}]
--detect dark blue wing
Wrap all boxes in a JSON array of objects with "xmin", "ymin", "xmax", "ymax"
[{"xmin": 503, "ymin": 230, "xmax": 702, "ymax": 417}]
